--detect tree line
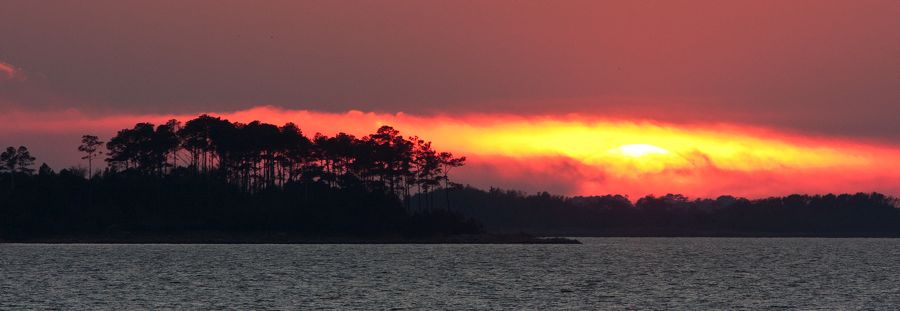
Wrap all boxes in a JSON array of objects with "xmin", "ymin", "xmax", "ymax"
[
  {"xmin": 0, "ymin": 115, "xmax": 480, "ymax": 238},
  {"xmin": 419, "ymin": 187, "xmax": 900, "ymax": 236},
  {"xmin": 98, "ymin": 115, "xmax": 464, "ymax": 207}
]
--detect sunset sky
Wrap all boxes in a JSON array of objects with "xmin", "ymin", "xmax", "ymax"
[{"xmin": 2, "ymin": 1, "xmax": 900, "ymax": 198}]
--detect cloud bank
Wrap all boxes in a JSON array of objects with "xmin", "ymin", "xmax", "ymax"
[{"xmin": 2, "ymin": 106, "xmax": 900, "ymax": 199}]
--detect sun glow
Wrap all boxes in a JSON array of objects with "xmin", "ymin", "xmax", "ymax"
[
  {"xmin": 5, "ymin": 106, "xmax": 900, "ymax": 197},
  {"xmin": 614, "ymin": 144, "xmax": 670, "ymax": 157}
]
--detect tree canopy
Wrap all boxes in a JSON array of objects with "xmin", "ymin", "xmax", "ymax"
[
  {"xmin": 102, "ymin": 115, "xmax": 465, "ymax": 203},
  {"xmin": 0, "ymin": 115, "xmax": 479, "ymax": 239}
]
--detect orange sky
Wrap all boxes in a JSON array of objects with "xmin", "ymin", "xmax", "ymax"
[{"xmin": 3, "ymin": 105, "xmax": 899, "ymax": 199}]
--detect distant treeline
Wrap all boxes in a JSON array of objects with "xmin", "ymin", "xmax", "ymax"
[
  {"xmin": 0, "ymin": 115, "xmax": 480, "ymax": 238},
  {"xmin": 414, "ymin": 187, "xmax": 900, "ymax": 236}
]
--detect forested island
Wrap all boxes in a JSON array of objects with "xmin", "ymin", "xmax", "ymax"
[
  {"xmin": 0, "ymin": 115, "xmax": 570, "ymax": 243},
  {"xmin": 414, "ymin": 187, "xmax": 900, "ymax": 237},
  {"xmin": 1, "ymin": 114, "xmax": 899, "ymax": 242}
]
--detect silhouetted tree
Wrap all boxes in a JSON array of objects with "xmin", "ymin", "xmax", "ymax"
[
  {"xmin": 37, "ymin": 163, "xmax": 54, "ymax": 176},
  {"xmin": 78, "ymin": 135, "xmax": 104, "ymax": 179},
  {"xmin": 1, "ymin": 146, "xmax": 35, "ymax": 189},
  {"xmin": 160, "ymin": 119, "xmax": 181, "ymax": 171},
  {"xmin": 438, "ymin": 151, "xmax": 466, "ymax": 210},
  {"xmin": 178, "ymin": 114, "xmax": 219, "ymax": 172}
]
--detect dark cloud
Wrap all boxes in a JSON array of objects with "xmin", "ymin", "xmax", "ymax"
[
  {"xmin": 1, "ymin": 1, "xmax": 899, "ymax": 141},
  {"xmin": 458, "ymin": 156, "xmax": 605, "ymax": 195}
]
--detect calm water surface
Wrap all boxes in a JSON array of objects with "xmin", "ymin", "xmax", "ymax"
[{"xmin": 2, "ymin": 238, "xmax": 900, "ymax": 310}]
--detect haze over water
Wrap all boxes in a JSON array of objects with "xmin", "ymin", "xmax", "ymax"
[{"xmin": 3, "ymin": 238, "xmax": 900, "ymax": 309}]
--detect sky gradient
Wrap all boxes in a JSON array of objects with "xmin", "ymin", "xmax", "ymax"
[{"xmin": 2, "ymin": 1, "xmax": 900, "ymax": 198}]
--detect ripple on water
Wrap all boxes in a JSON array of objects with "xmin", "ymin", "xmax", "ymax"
[{"xmin": 2, "ymin": 238, "xmax": 900, "ymax": 309}]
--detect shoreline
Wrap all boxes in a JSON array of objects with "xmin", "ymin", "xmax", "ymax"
[
  {"xmin": 530, "ymin": 233, "xmax": 900, "ymax": 238},
  {"xmin": 536, "ymin": 231, "xmax": 900, "ymax": 238},
  {"xmin": 0, "ymin": 233, "xmax": 581, "ymax": 244},
  {"xmin": 7, "ymin": 232, "xmax": 900, "ymax": 244}
]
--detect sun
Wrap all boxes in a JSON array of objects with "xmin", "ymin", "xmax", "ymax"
[{"xmin": 615, "ymin": 144, "xmax": 670, "ymax": 157}]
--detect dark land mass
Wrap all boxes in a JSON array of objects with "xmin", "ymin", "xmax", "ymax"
[
  {"xmin": 1, "ymin": 117, "xmax": 497, "ymax": 243},
  {"xmin": 412, "ymin": 187, "xmax": 900, "ymax": 237},
  {"xmin": 2, "ymin": 115, "xmax": 900, "ymax": 242},
  {"xmin": 0, "ymin": 232, "xmax": 579, "ymax": 244}
]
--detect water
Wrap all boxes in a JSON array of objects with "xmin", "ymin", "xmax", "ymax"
[{"xmin": 2, "ymin": 238, "xmax": 900, "ymax": 310}]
